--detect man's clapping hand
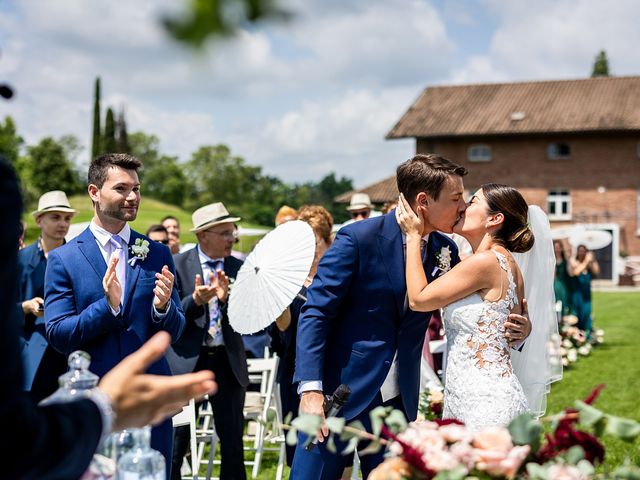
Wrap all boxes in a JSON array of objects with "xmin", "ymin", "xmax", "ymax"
[
  {"xmin": 22, "ymin": 296, "xmax": 44, "ymax": 317},
  {"xmin": 153, "ymin": 265, "xmax": 174, "ymax": 311},
  {"xmin": 192, "ymin": 270, "xmax": 229, "ymax": 306},
  {"xmin": 98, "ymin": 331, "xmax": 216, "ymax": 431},
  {"xmin": 103, "ymin": 256, "xmax": 122, "ymax": 310}
]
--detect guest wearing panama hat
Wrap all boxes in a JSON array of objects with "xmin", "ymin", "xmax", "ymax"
[
  {"xmin": 167, "ymin": 201, "xmax": 249, "ymax": 480},
  {"xmin": 18, "ymin": 190, "xmax": 77, "ymax": 401}
]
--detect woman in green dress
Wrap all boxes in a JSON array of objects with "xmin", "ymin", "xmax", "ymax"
[
  {"xmin": 553, "ymin": 240, "xmax": 572, "ymax": 315},
  {"xmin": 569, "ymin": 244, "xmax": 600, "ymax": 337}
]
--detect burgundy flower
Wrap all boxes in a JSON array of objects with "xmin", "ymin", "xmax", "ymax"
[
  {"xmin": 381, "ymin": 425, "xmax": 436, "ymax": 478},
  {"xmin": 537, "ymin": 418, "xmax": 605, "ymax": 464},
  {"xmin": 584, "ymin": 384, "xmax": 605, "ymax": 405},
  {"xmin": 434, "ymin": 418, "xmax": 465, "ymax": 427}
]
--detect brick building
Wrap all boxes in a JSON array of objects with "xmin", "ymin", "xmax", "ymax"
[{"xmin": 337, "ymin": 76, "xmax": 640, "ymax": 280}]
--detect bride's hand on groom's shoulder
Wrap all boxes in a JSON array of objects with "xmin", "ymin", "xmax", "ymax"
[{"xmin": 396, "ymin": 193, "xmax": 423, "ymax": 237}]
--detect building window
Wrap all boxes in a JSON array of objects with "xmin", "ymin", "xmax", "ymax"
[
  {"xmin": 547, "ymin": 143, "xmax": 571, "ymax": 160},
  {"xmin": 468, "ymin": 144, "xmax": 492, "ymax": 162},
  {"xmin": 548, "ymin": 190, "xmax": 571, "ymax": 220}
]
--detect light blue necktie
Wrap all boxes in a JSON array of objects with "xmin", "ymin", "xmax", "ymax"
[
  {"xmin": 109, "ymin": 235, "xmax": 127, "ymax": 300},
  {"xmin": 205, "ymin": 260, "xmax": 224, "ymax": 346}
]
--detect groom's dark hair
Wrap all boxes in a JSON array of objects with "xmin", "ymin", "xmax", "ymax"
[
  {"xmin": 396, "ymin": 153, "xmax": 467, "ymax": 201},
  {"xmin": 88, "ymin": 153, "xmax": 142, "ymax": 188}
]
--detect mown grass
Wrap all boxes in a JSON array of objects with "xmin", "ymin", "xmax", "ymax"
[
  {"xmin": 23, "ymin": 195, "xmax": 267, "ymax": 253},
  {"xmin": 544, "ymin": 291, "xmax": 640, "ymax": 469}
]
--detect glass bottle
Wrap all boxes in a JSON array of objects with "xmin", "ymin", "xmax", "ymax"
[
  {"xmin": 116, "ymin": 426, "xmax": 165, "ymax": 480},
  {"xmin": 40, "ymin": 351, "xmax": 116, "ymax": 479}
]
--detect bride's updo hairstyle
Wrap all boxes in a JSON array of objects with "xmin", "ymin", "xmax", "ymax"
[{"xmin": 481, "ymin": 183, "xmax": 534, "ymax": 253}]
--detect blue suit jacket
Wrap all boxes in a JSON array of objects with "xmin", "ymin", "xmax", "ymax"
[
  {"xmin": 44, "ymin": 227, "xmax": 186, "ymax": 378},
  {"xmin": 16, "ymin": 241, "xmax": 50, "ymax": 390},
  {"xmin": 294, "ymin": 212, "xmax": 460, "ymax": 421}
]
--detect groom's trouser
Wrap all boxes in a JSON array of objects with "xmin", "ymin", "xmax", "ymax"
[{"xmin": 289, "ymin": 393, "xmax": 405, "ymax": 480}]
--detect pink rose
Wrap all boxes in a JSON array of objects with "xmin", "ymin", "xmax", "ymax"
[
  {"xmin": 424, "ymin": 449, "xmax": 461, "ymax": 472},
  {"xmin": 439, "ymin": 424, "xmax": 473, "ymax": 444},
  {"xmin": 450, "ymin": 441, "xmax": 475, "ymax": 470},
  {"xmin": 547, "ymin": 464, "xmax": 586, "ymax": 480},
  {"xmin": 474, "ymin": 445, "xmax": 530, "ymax": 479},
  {"xmin": 473, "ymin": 426, "xmax": 513, "ymax": 452}
]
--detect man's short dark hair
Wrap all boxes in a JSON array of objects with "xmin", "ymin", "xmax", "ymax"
[
  {"xmin": 146, "ymin": 224, "xmax": 168, "ymax": 236},
  {"xmin": 88, "ymin": 153, "xmax": 142, "ymax": 188},
  {"xmin": 161, "ymin": 215, "xmax": 179, "ymax": 225},
  {"xmin": 396, "ymin": 153, "xmax": 468, "ymax": 201}
]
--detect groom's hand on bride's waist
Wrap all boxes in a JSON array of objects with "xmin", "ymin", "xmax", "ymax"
[
  {"xmin": 505, "ymin": 298, "xmax": 531, "ymax": 348},
  {"xmin": 300, "ymin": 390, "xmax": 328, "ymax": 442}
]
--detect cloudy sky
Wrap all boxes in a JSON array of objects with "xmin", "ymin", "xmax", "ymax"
[{"xmin": 1, "ymin": 0, "xmax": 639, "ymax": 187}]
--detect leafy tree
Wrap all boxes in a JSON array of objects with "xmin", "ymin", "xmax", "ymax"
[
  {"xmin": 104, "ymin": 107, "xmax": 117, "ymax": 153},
  {"xmin": 24, "ymin": 137, "xmax": 81, "ymax": 196},
  {"xmin": 59, "ymin": 134, "xmax": 87, "ymax": 186},
  {"xmin": 91, "ymin": 77, "xmax": 101, "ymax": 160},
  {"xmin": 128, "ymin": 131, "xmax": 161, "ymax": 171},
  {"xmin": 142, "ymin": 155, "xmax": 188, "ymax": 206},
  {"xmin": 592, "ymin": 50, "xmax": 610, "ymax": 77},
  {"xmin": 0, "ymin": 116, "xmax": 23, "ymax": 164}
]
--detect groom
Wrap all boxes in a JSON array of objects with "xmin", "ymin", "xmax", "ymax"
[
  {"xmin": 44, "ymin": 153, "xmax": 185, "ymax": 473},
  {"xmin": 291, "ymin": 154, "xmax": 531, "ymax": 478}
]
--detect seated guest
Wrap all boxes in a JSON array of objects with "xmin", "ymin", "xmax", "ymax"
[
  {"xmin": 17, "ymin": 190, "xmax": 76, "ymax": 401},
  {"xmin": 270, "ymin": 205, "xmax": 333, "ymax": 466},
  {"xmin": 146, "ymin": 224, "xmax": 170, "ymax": 246}
]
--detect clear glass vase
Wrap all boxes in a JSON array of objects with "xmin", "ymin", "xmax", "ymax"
[{"xmin": 116, "ymin": 426, "xmax": 165, "ymax": 480}]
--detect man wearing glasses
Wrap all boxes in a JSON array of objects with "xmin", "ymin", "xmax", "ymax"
[
  {"xmin": 166, "ymin": 202, "xmax": 249, "ymax": 480},
  {"xmin": 145, "ymin": 224, "xmax": 170, "ymax": 245},
  {"xmin": 346, "ymin": 192, "xmax": 373, "ymax": 221}
]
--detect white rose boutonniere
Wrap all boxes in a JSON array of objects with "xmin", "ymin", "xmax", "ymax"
[
  {"xmin": 435, "ymin": 246, "xmax": 452, "ymax": 274},
  {"xmin": 129, "ymin": 238, "xmax": 150, "ymax": 266}
]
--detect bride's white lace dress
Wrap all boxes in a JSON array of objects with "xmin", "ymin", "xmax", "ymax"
[{"xmin": 442, "ymin": 250, "xmax": 529, "ymax": 430}]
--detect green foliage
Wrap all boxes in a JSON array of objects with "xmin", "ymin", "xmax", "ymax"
[
  {"xmin": 129, "ymin": 131, "xmax": 162, "ymax": 170},
  {"xmin": 91, "ymin": 77, "xmax": 101, "ymax": 160},
  {"xmin": 116, "ymin": 108, "xmax": 129, "ymax": 153},
  {"xmin": 103, "ymin": 107, "xmax": 117, "ymax": 153},
  {"xmin": 23, "ymin": 137, "xmax": 81, "ymax": 199},
  {"xmin": 509, "ymin": 413, "xmax": 543, "ymax": 452},
  {"xmin": 143, "ymin": 155, "xmax": 187, "ymax": 206},
  {"xmin": 0, "ymin": 116, "xmax": 23, "ymax": 164},
  {"xmin": 163, "ymin": 0, "xmax": 290, "ymax": 47},
  {"xmin": 592, "ymin": 50, "xmax": 610, "ymax": 77}
]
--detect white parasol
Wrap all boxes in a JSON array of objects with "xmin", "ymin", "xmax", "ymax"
[
  {"xmin": 551, "ymin": 225, "xmax": 584, "ymax": 240},
  {"xmin": 228, "ymin": 220, "xmax": 315, "ymax": 334},
  {"xmin": 568, "ymin": 229, "xmax": 612, "ymax": 250}
]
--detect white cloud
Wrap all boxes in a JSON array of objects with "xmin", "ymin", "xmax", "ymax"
[{"xmin": 453, "ymin": 0, "xmax": 640, "ymax": 83}]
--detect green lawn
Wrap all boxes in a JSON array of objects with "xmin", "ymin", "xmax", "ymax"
[
  {"xmin": 545, "ymin": 291, "xmax": 640, "ymax": 469},
  {"xmin": 23, "ymin": 195, "xmax": 267, "ymax": 253}
]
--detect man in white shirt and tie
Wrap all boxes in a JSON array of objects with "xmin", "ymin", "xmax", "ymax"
[
  {"xmin": 44, "ymin": 153, "xmax": 186, "ymax": 475},
  {"xmin": 166, "ymin": 202, "xmax": 250, "ymax": 480}
]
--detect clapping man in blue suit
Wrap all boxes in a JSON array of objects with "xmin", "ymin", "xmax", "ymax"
[
  {"xmin": 17, "ymin": 190, "xmax": 76, "ymax": 402},
  {"xmin": 44, "ymin": 153, "xmax": 186, "ymax": 476},
  {"xmin": 291, "ymin": 154, "xmax": 531, "ymax": 478}
]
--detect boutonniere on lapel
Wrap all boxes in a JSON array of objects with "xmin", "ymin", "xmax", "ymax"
[
  {"xmin": 435, "ymin": 246, "xmax": 452, "ymax": 274},
  {"xmin": 128, "ymin": 238, "xmax": 150, "ymax": 267}
]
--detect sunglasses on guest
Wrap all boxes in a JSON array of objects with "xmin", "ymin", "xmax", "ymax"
[{"xmin": 351, "ymin": 210, "xmax": 370, "ymax": 219}]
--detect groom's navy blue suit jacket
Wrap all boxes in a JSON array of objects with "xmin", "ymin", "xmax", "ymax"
[{"xmin": 294, "ymin": 211, "xmax": 460, "ymax": 421}]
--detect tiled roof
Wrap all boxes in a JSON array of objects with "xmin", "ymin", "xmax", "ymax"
[
  {"xmin": 335, "ymin": 175, "xmax": 398, "ymax": 204},
  {"xmin": 387, "ymin": 76, "xmax": 640, "ymax": 138}
]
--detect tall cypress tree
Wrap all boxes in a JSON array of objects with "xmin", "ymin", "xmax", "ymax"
[
  {"xmin": 116, "ymin": 107, "xmax": 129, "ymax": 153},
  {"xmin": 104, "ymin": 107, "xmax": 116, "ymax": 153},
  {"xmin": 591, "ymin": 50, "xmax": 610, "ymax": 77},
  {"xmin": 91, "ymin": 77, "xmax": 101, "ymax": 159}
]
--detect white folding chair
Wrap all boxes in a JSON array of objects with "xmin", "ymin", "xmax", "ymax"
[
  {"xmin": 172, "ymin": 399, "xmax": 199, "ymax": 480},
  {"xmin": 243, "ymin": 356, "xmax": 284, "ymax": 479}
]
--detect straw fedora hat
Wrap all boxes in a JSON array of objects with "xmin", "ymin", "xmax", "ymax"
[
  {"xmin": 346, "ymin": 192, "xmax": 373, "ymax": 211},
  {"xmin": 31, "ymin": 190, "xmax": 77, "ymax": 218},
  {"xmin": 190, "ymin": 202, "xmax": 241, "ymax": 232}
]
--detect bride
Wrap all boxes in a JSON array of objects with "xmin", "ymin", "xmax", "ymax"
[{"xmin": 397, "ymin": 183, "xmax": 556, "ymax": 429}]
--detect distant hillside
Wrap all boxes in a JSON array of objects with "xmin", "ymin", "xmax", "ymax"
[{"xmin": 22, "ymin": 195, "xmax": 267, "ymax": 253}]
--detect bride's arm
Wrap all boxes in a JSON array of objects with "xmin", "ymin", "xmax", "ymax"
[
  {"xmin": 396, "ymin": 194, "xmax": 494, "ymax": 312},
  {"xmin": 407, "ymin": 248, "xmax": 495, "ymax": 312}
]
